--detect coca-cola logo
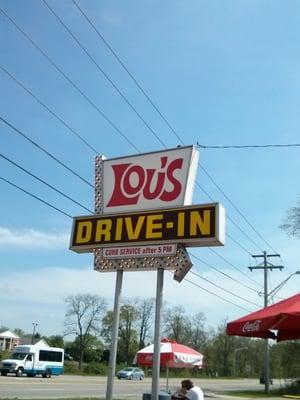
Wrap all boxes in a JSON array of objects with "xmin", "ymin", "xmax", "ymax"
[
  {"xmin": 107, "ymin": 156, "xmax": 184, "ymax": 207},
  {"xmin": 242, "ymin": 320, "xmax": 262, "ymax": 333}
]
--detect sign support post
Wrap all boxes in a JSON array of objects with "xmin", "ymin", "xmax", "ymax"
[
  {"xmin": 106, "ymin": 269, "xmax": 123, "ymax": 400},
  {"xmin": 94, "ymin": 155, "xmax": 124, "ymax": 400},
  {"xmin": 151, "ymin": 268, "xmax": 164, "ymax": 400}
]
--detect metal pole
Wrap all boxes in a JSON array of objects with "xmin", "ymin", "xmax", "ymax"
[
  {"xmin": 166, "ymin": 364, "xmax": 169, "ymax": 392},
  {"xmin": 31, "ymin": 323, "xmax": 38, "ymax": 345},
  {"xmin": 263, "ymin": 251, "xmax": 270, "ymax": 395},
  {"xmin": 106, "ymin": 270, "xmax": 123, "ymax": 400},
  {"xmin": 250, "ymin": 251, "xmax": 283, "ymax": 394},
  {"xmin": 151, "ymin": 268, "xmax": 164, "ymax": 400}
]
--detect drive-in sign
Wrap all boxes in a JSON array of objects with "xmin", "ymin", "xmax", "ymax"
[
  {"xmin": 70, "ymin": 203, "xmax": 225, "ymax": 252},
  {"xmin": 102, "ymin": 146, "xmax": 199, "ymax": 213}
]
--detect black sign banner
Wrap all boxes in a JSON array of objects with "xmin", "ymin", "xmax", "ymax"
[{"xmin": 70, "ymin": 203, "xmax": 225, "ymax": 253}]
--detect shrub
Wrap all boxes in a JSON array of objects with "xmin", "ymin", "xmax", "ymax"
[
  {"xmin": 64, "ymin": 361, "xmax": 80, "ymax": 374},
  {"xmin": 83, "ymin": 362, "xmax": 108, "ymax": 375},
  {"xmin": 0, "ymin": 350, "xmax": 10, "ymax": 360}
]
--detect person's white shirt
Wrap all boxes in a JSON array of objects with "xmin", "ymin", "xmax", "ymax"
[{"xmin": 185, "ymin": 386, "xmax": 204, "ymax": 400}]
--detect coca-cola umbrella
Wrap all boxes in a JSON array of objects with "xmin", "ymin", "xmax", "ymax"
[
  {"xmin": 226, "ymin": 293, "xmax": 300, "ymax": 342},
  {"xmin": 134, "ymin": 338, "xmax": 204, "ymax": 390}
]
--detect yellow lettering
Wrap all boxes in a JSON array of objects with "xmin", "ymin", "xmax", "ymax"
[
  {"xmin": 95, "ymin": 219, "xmax": 112, "ymax": 242},
  {"xmin": 177, "ymin": 212, "xmax": 185, "ymax": 236},
  {"xmin": 115, "ymin": 217, "xmax": 123, "ymax": 241},
  {"xmin": 125, "ymin": 216, "xmax": 145, "ymax": 239},
  {"xmin": 146, "ymin": 214, "xmax": 163, "ymax": 239},
  {"xmin": 190, "ymin": 210, "xmax": 211, "ymax": 235},
  {"xmin": 76, "ymin": 221, "xmax": 92, "ymax": 244}
]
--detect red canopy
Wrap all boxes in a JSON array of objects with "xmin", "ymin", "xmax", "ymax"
[
  {"xmin": 135, "ymin": 338, "xmax": 204, "ymax": 368},
  {"xmin": 226, "ymin": 293, "xmax": 300, "ymax": 342}
]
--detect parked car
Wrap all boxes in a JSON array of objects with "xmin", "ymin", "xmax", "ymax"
[
  {"xmin": 116, "ymin": 367, "xmax": 144, "ymax": 380},
  {"xmin": 64, "ymin": 353, "xmax": 74, "ymax": 361}
]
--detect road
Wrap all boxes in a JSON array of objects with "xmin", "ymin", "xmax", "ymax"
[{"xmin": 0, "ymin": 375, "xmax": 286, "ymax": 399}]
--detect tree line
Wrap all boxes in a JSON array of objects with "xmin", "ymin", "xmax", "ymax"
[{"xmin": 2, "ymin": 293, "xmax": 299, "ymax": 379}]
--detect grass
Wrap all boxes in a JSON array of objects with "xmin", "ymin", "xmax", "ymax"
[{"xmin": 219, "ymin": 391, "xmax": 279, "ymax": 398}]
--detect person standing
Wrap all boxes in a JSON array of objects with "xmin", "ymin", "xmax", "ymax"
[{"xmin": 180, "ymin": 379, "xmax": 204, "ymax": 400}]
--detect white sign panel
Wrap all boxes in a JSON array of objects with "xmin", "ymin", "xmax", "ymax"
[
  {"xmin": 102, "ymin": 244, "xmax": 177, "ymax": 259},
  {"xmin": 102, "ymin": 145, "xmax": 199, "ymax": 213}
]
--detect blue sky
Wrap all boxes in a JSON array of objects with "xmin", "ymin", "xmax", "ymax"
[{"xmin": 0, "ymin": 0, "xmax": 299, "ymax": 338}]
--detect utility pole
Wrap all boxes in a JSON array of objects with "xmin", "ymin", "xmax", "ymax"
[
  {"xmin": 249, "ymin": 251, "xmax": 283, "ymax": 394},
  {"xmin": 31, "ymin": 322, "xmax": 38, "ymax": 345}
]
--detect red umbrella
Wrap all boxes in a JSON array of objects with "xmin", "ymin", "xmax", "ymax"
[
  {"xmin": 134, "ymin": 338, "xmax": 204, "ymax": 390},
  {"xmin": 226, "ymin": 292, "xmax": 300, "ymax": 341},
  {"xmin": 135, "ymin": 338, "xmax": 204, "ymax": 368}
]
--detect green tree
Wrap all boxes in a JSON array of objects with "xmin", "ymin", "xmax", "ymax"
[
  {"xmin": 163, "ymin": 305, "xmax": 191, "ymax": 343},
  {"xmin": 46, "ymin": 335, "xmax": 64, "ymax": 348},
  {"xmin": 102, "ymin": 301, "xmax": 140, "ymax": 364},
  {"xmin": 65, "ymin": 335, "xmax": 104, "ymax": 363},
  {"xmin": 13, "ymin": 328, "xmax": 25, "ymax": 338},
  {"xmin": 101, "ymin": 310, "xmax": 113, "ymax": 346},
  {"xmin": 118, "ymin": 303, "xmax": 139, "ymax": 364},
  {"xmin": 64, "ymin": 294, "xmax": 107, "ymax": 371},
  {"xmin": 280, "ymin": 197, "xmax": 300, "ymax": 237},
  {"xmin": 136, "ymin": 297, "xmax": 155, "ymax": 349},
  {"xmin": 187, "ymin": 312, "xmax": 208, "ymax": 352},
  {"xmin": 272, "ymin": 341, "xmax": 300, "ymax": 378},
  {"xmin": 207, "ymin": 319, "xmax": 237, "ymax": 376}
]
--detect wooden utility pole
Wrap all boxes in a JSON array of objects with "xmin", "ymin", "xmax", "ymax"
[{"xmin": 249, "ymin": 251, "xmax": 283, "ymax": 394}]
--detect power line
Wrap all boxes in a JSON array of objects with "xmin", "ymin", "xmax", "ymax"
[
  {"xmin": 0, "ymin": 4, "xmax": 276, "ymax": 282},
  {"xmin": 0, "ymin": 152, "xmax": 93, "ymax": 213},
  {"xmin": 0, "ymin": 65, "xmax": 262, "ymax": 270},
  {"xmin": 190, "ymin": 269, "xmax": 261, "ymax": 307},
  {"xmin": 0, "ymin": 64, "xmax": 98, "ymax": 154},
  {"xmin": 0, "ymin": 167, "xmax": 258, "ymax": 312},
  {"xmin": 226, "ymin": 233, "xmax": 252, "ymax": 256},
  {"xmin": 71, "ymin": 0, "xmax": 183, "ymax": 145},
  {"xmin": 0, "ymin": 175, "xmax": 72, "ymax": 219},
  {"xmin": 197, "ymin": 143, "xmax": 300, "ymax": 149},
  {"xmin": 0, "ymin": 27, "xmax": 264, "ymax": 258},
  {"xmin": 0, "ymin": 163, "xmax": 257, "ymax": 312},
  {"xmin": 166, "ymin": 270, "xmax": 251, "ymax": 312},
  {"xmin": 69, "ymin": 2, "xmax": 279, "ymax": 256},
  {"xmin": 0, "ymin": 2, "xmax": 286, "ymax": 319},
  {"xmin": 195, "ymin": 180, "xmax": 261, "ymax": 254},
  {"xmin": 0, "ymin": 116, "xmax": 93, "ymax": 188},
  {"xmin": 189, "ymin": 251, "xmax": 260, "ymax": 294},
  {"xmin": 2, "ymin": 113, "xmax": 258, "ymax": 289},
  {"xmin": 183, "ymin": 275, "xmax": 252, "ymax": 312},
  {"xmin": 0, "ymin": 5, "xmax": 140, "ymax": 153},
  {"xmin": 42, "ymin": 0, "xmax": 167, "ymax": 149},
  {"xmin": 1, "ymin": 64, "xmax": 260, "ymax": 264},
  {"xmin": 1, "ymin": 2, "xmax": 270, "ymax": 256},
  {"xmin": 208, "ymin": 248, "xmax": 262, "ymax": 287},
  {"xmin": 201, "ymin": 166, "xmax": 279, "ymax": 254}
]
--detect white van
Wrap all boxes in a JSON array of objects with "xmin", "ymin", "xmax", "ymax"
[{"xmin": 0, "ymin": 345, "xmax": 64, "ymax": 378}]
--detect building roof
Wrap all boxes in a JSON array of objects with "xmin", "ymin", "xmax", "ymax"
[{"xmin": 0, "ymin": 330, "xmax": 20, "ymax": 339}]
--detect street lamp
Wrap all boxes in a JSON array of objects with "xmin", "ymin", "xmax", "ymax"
[
  {"xmin": 233, "ymin": 347, "xmax": 248, "ymax": 377},
  {"xmin": 31, "ymin": 322, "xmax": 38, "ymax": 344},
  {"xmin": 268, "ymin": 271, "xmax": 300, "ymax": 300}
]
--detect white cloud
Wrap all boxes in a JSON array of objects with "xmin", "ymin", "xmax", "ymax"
[
  {"xmin": 0, "ymin": 263, "xmax": 268, "ymax": 336},
  {"xmin": 0, "ymin": 227, "xmax": 69, "ymax": 249},
  {"xmin": 0, "ymin": 252, "xmax": 298, "ymax": 336}
]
